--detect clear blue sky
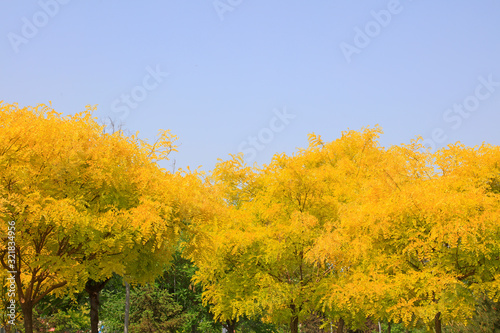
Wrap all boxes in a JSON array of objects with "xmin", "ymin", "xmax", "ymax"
[{"xmin": 1, "ymin": 1, "xmax": 500, "ymax": 172}]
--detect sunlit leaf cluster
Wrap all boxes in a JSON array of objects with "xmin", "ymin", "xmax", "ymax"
[{"xmin": 189, "ymin": 126, "xmax": 500, "ymax": 332}]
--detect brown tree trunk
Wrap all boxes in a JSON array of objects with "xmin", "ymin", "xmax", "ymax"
[
  {"xmin": 290, "ymin": 315, "xmax": 299, "ymax": 333},
  {"xmin": 434, "ymin": 312, "xmax": 442, "ymax": 333},
  {"xmin": 21, "ymin": 301, "xmax": 34, "ymax": 333},
  {"xmin": 85, "ymin": 278, "xmax": 110, "ymax": 333},
  {"xmin": 387, "ymin": 321, "xmax": 392, "ymax": 333},
  {"xmin": 337, "ymin": 318, "xmax": 345, "ymax": 333},
  {"xmin": 223, "ymin": 319, "xmax": 237, "ymax": 333},
  {"xmin": 89, "ymin": 289, "xmax": 99, "ymax": 333}
]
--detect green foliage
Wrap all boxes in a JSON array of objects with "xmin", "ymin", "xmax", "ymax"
[
  {"xmin": 100, "ymin": 252, "xmax": 287, "ymax": 333},
  {"xmin": 157, "ymin": 252, "xmax": 222, "ymax": 333},
  {"xmin": 370, "ymin": 321, "xmax": 427, "ymax": 333},
  {"xmin": 446, "ymin": 294, "xmax": 500, "ymax": 333},
  {"xmin": 237, "ymin": 316, "xmax": 288, "ymax": 333},
  {"xmin": 31, "ymin": 293, "xmax": 90, "ymax": 333},
  {"xmin": 100, "ymin": 275, "xmax": 126, "ymax": 332},
  {"xmin": 102, "ymin": 281, "xmax": 186, "ymax": 333},
  {"xmin": 47, "ymin": 307, "xmax": 90, "ymax": 333},
  {"xmin": 128, "ymin": 284, "xmax": 185, "ymax": 333}
]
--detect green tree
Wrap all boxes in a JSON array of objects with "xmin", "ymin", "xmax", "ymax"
[
  {"xmin": 446, "ymin": 293, "xmax": 500, "ymax": 332},
  {"xmin": 32, "ymin": 292, "xmax": 90, "ymax": 333},
  {"xmin": 128, "ymin": 284, "xmax": 186, "ymax": 333}
]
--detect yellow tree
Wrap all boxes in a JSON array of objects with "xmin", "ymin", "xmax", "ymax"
[
  {"xmin": 313, "ymin": 138, "xmax": 434, "ymax": 331},
  {"xmin": 74, "ymin": 127, "xmax": 180, "ymax": 333},
  {"xmin": 298, "ymin": 127, "xmax": 396, "ymax": 331},
  {"xmin": 0, "ymin": 103, "xmax": 181, "ymax": 333},
  {"xmin": 192, "ymin": 127, "xmax": 385, "ymax": 333},
  {"xmin": 320, "ymin": 139, "xmax": 500, "ymax": 332}
]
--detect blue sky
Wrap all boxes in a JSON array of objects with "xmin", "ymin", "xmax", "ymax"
[{"xmin": 1, "ymin": 1, "xmax": 500, "ymax": 172}]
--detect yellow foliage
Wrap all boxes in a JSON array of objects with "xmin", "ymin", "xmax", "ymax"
[
  {"xmin": 0, "ymin": 102, "xmax": 182, "ymax": 325},
  {"xmin": 189, "ymin": 126, "xmax": 500, "ymax": 331}
]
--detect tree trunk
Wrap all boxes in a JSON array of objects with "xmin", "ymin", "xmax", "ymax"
[
  {"xmin": 223, "ymin": 319, "xmax": 237, "ymax": 333},
  {"xmin": 290, "ymin": 316, "xmax": 299, "ymax": 333},
  {"xmin": 21, "ymin": 301, "xmax": 33, "ymax": 333},
  {"xmin": 89, "ymin": 289, "xmax": 99, "ymax": 333},
  {"xmin": 124, "ymin": 281, "xmax": 130, "ymax": 333},
  {"xmin": 387, "ymin": 321, "xmax": 392, "ymax": 333},
  {"xmin": 85, "ymin": 278, "xmax": 110, "ymax": 333},
  {"xmin": 337, "ymin": 318, "xmax": 345, "ymax": 333},
  {"xmin": 434, "ymin": 312, "xmax": 442, "ymax": 333}
]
